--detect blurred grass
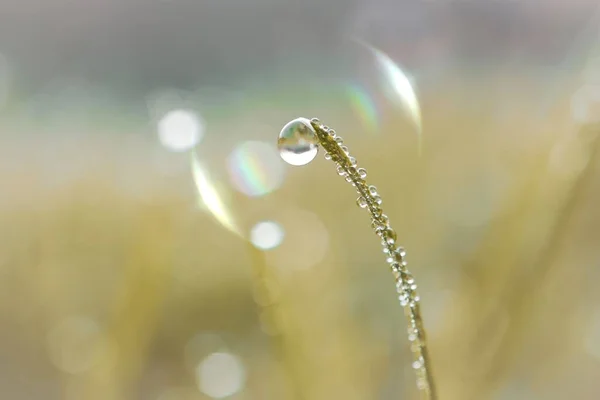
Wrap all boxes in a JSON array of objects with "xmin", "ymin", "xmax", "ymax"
[{"xmin": 1, "ymin": 77, "xmax": 600, "ymax": 400}]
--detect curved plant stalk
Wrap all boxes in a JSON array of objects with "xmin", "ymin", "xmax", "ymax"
[{"xmin": 286, "ymin": 118, "xmax": 437, "ymax": 399}]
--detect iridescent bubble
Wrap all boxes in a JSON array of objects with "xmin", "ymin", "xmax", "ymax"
[
  {"xmin": 227, "ymin": 141, "xmax": 285, "ymax": 197},
  {"xmin": 250, "ymin": 221, "xmax": 285, "ymax": 250},
  {"xmin": 344, "ymin": 39, "xmax": 422, "ymax": 152},
  {"xmin": 196, "ymin": 352, "xmax": 246, "ymax": 399},
  {"xmin": 191, "ymin": 152, "xmax": 239, "ymax": 235},
  {"xmin": 346, "ymin": 84, "xmax": 379, "ymax": 134},
  {"xmin": 158, "ymin": 109, "xmax": 204, "ymax": 152},
  {"xmin": 277, "ymin": 117, "xmax": 319, "ymax": 166},
  {"xmin": 370, "ymin": 45, "xmax": 422, "ymax": 133}
]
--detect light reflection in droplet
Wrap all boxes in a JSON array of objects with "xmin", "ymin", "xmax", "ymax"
[
  {"xmin": 158, "ymin": 109, "xmax": 204, "ymax": 152},
  {"xmin": 250, "ymin": 221, "xmax": 285, "ymax": 250},
  {"xmin": 227, "ymin": 141, "xmax": 285, "ymax": 196},
  {"xmin": 191, "ymin": 152, "xmax": 239, "ymax": 235},
  {"xmin": 46, "ymin": 316, "xmax": 106, "ymax": 374},
  {"xmin": 196, "ymin": 352, "xmax": 246, "ymax": 399}
]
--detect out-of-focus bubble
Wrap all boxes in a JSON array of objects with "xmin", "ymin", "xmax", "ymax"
[
  {"xmin": 191, "ymin": 152, "xmax": 239, "ymax": 235},
  {"xmin": 227, "ymin": 141, "xmax": 285, "ymax": 196},
  {"xmin": 196, "ymin": 352, "xmax": 246, "ymax": 399},
  {"xmin": 345, "ymin": 40, "xmax": 422, "ymax": 150},
  {"xmin": 250, "ymin": 221, "xmax": 285, "ymax": 250},
  {"xmin": 584, "ymin": 310, "xmax": 600, "ymax": 360},
  {"xmin": 277, "ymin": 118, "xmax": 319, "ymax": 166},
  {"xmin": 370, "ymin": 44, "xmax": 422, "ymax": 132},
  {"xmin": 266, "ymin": 209, "xmax": 329, "ymax": 271},
  {"xmin": 571, "ymin": 84, "xmax": 600, "ymax": 124},
  {"xmin": 346, "ymin": 83, "xmax": 379, "ymax": 134},
  {"xmin": 158, "ymin": 109, "xmax": 204, "ymax": 152},
  {"xmin": 46, "ymin": 316, "xmax": 106, "ymax": 374}
]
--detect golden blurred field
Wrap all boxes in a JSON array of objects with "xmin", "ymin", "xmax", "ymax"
[
  {"xmin": 1, "ymin": 2, "xmax": 600, "ymax": 399},
  {"xmin": 1, "ymin": 69, "xmax": 600, "ymax": 400}
]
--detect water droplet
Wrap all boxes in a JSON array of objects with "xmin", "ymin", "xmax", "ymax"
[
  {"xmin": 335, "ymin": 137, "xmax": 344, "ymax": 145},
  {"xmin": 368, "ymin": 185, "xmax": 378, "ymax": 196},
  {"xmin": 324, "ymin": 152, "xmax": 332, "ymax": 160},
  {"xmin": 395, "ymin": 247, "xmax": 406, "ymax": 260},
  {"xmin": 348, "ymin": 157, "xmax": 357, "ymax": 167},
  {"xmin": 341, "ymin": 145, "xmax": 349, "ymax": 154},
  {"xmin": 372, "ymin": 219, "xmax": 385, "ymax": 232},
  {"xmin": 357, "ymin": 197, "xmax": 368, "ymax": 208},
  {"xmin": 399, "ymin": 293, "xmax": 410, "ymax": 306},
  {"xmin": 278, "ymin": 117, "xmax": 319, "ymax": 166},
  {"xmin": 357, "ymin": 168, "xmax": 367, "ymax": 179},
  {"xmin": 337, "ymin": 165, "xmax": 347, "ymax": 176}
]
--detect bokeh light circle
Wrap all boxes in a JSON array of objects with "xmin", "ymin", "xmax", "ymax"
[
  {"xmin": 227, "ymin": 141, "xmax": 285, "ymax": 197},
  {"xmin": 196, "ymin": 352, "xmax": 246, "ymax": 399},
  {"xmin": 158, "ymin": 109, "xmax": 204, "ymax": 152},
  {"xmin": 250, "ymin": 221, "xmax": 285, "ymax": 250}
]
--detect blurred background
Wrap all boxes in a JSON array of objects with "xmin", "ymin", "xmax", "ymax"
[{"xmin": 1, "ymin": 0, "xmax": 600, "ymax": 399}]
